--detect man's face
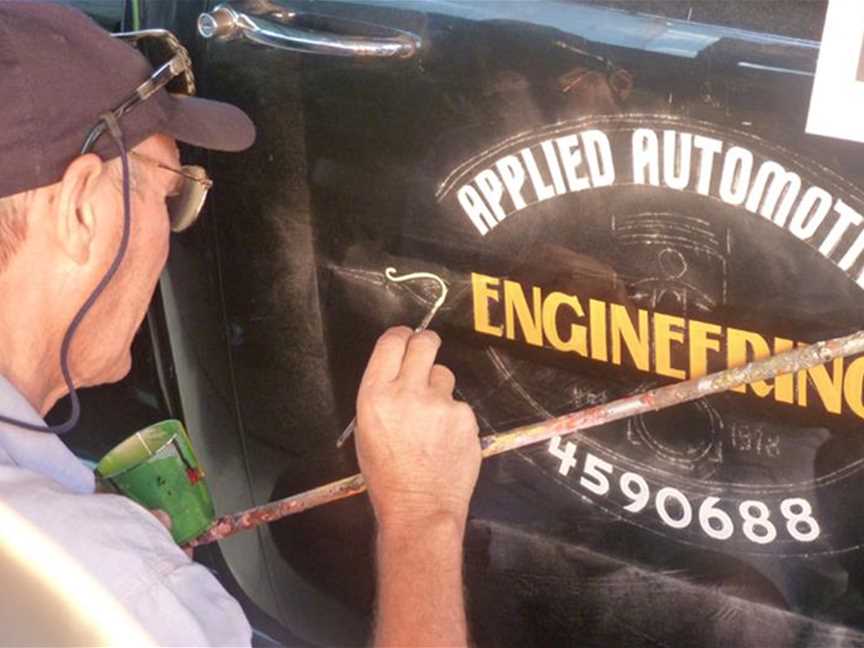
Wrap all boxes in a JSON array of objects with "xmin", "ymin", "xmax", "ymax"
[{"xmin": 71, "ymin": 133, "xmax": 180, "ymax": 386}]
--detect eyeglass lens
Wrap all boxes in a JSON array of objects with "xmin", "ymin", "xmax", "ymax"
[{"xmin": 167, "ymin": 166, "xmax": 210, "ymax": 232}]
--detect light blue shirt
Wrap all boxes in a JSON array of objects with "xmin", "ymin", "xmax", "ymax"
[{"xmin": 0, "ymin": 376, "xmax": 251, "ymax": 646}]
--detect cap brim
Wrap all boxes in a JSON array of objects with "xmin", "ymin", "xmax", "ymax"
[{"xmin": 161, "ymin": 94, "xmax": 256, "ymax": 152}]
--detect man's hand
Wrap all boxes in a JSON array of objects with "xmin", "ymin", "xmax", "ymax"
[
  {"xmin": 356, "ymin": 326, "xmax": 481, "ymax": 647},
  {"xmin": 355, "ymin": 326, "xmax": 481, "ymax": 532}
]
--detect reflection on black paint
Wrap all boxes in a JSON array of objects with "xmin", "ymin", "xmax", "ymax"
[{"xmin": 465, "ymin": 519, "xmax": 864, "ymax": 648}]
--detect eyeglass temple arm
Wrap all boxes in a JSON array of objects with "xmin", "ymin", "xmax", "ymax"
[
  {"xmin": 80, "ymin": 29, "xmax": 195, "ymax": 155},
  {"xmin": 114, "ymin": 29, "xmax": 183, "ymax": 50},
  {"xmin": 113, "ymin": 29, "xmax": 195, "ymax": 95},
  {"xmin": 79, "ymin": 51, "xmax": 191, "ymax": 155},
  {"xmin": 136, "ymin": 55, "xmax": 190, "ymax": 101}
]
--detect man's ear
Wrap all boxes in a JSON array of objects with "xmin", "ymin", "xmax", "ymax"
[{"xmin": 54, "ymin": 153, "xmax": 104, "ymax": 265}]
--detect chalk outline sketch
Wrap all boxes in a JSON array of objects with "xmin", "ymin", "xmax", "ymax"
[
  {"xmin": 612, "ymin": 211, "xmax": 731, "ymax": 314},
  {"xmin": 424, "ymin": 114, "xmax": 864, "ymax": 552},
  {"xmin": 627, "ymin": 397, "xmax": 724, "ymax": 468},
  {"xmin": 611, "ymin": 210, "xmax": 730, "ymax": 470}
]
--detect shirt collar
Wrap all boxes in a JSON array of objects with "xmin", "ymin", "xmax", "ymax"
[{"xmin": 0, "ymin": 375, "xmax": 95, "ymax": 494}]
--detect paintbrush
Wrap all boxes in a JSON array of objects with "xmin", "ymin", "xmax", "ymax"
[
  {"xmin": 184, "ymin": 327, "xmax": 864, "ymax": 549},
  {"xmin": 335, "ymin": 267, "xmax": 449, "ymax": 448}
]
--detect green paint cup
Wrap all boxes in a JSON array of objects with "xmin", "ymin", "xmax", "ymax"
[{"xmin": 95, "ymin": 420, "xmax": 215, "ymax": 545}]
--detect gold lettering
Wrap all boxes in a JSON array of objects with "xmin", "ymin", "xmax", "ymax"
[
  {"xmin": 610, "ymin": 304, "xmax": 650, "ymax": 371},
  {"xmin": 589, "ymin": 299, "xmax": 609, "ymax": 362},
  {"xmin": 504, "ymin": 279, "xmax": 543, "ymax": 346},
  {"xmin": 797, "ymin": 358, "xmax": 844, "ymax": 414},
  {"xmin": 472, "ymin": 273, "xmax": 503, "ymax": 337},
  {"xmin": 542, "ymin": 292, "xmax": 588, "ymax": 355},
  {"xmin": 844, "ymin": 357, "xmax": 864, "ymax": 419},
  {"xmin": 688, "ymin": 319, "xmax": 722, "ymax": 378},
  {"xmin": 654, "ymin": 313, "xmax": 686, "ymax": 379},
  {"xmin": 469, "ymin": 272, "xmax": 864, "ymax": 421}
]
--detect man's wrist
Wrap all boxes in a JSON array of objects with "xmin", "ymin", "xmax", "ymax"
[
  {"xmin": 374, "ymin": 510, "xmax": 470, "ymax": 648},
  {"xmin": 377, "ymin": 510, "xmax": 466, "ymax": 548}
]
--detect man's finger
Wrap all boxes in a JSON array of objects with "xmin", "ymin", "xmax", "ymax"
[
  {"xmin": 429, "ymin": 364, "xmax": 456, "ymax": 394},
  {"xmin": 150, "ymin": 510, "xmax": 194, "ymax": 558},
  {"xmin": 398, "ymin": 330, "xmax": 441, "ymax": 386},
  {"xmin": 361, "ymin": 327, "xmax": 413, "ymax": 387}
]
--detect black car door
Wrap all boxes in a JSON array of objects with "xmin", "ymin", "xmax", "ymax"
[{"xmin": 72, "ymin": 1, "xmax": 864, "ymax": 646}]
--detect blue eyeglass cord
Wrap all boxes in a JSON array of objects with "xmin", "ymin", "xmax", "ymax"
[{"xmin": 0, "ymin": 114, "xmax": 132, "ymax": 433}]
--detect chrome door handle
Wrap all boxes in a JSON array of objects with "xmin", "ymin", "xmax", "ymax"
[{"xmin": 197, "ymin": 3, "xmax": 421, "ymax": 59}]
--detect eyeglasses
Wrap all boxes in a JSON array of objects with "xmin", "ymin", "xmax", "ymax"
[
  {"xmin": 130, "ymin": 151, "xmax": 213, "ymax": 233},
  {"xmin": 80, "ymin": 30, "xmax": 212, "ymax": 232}
]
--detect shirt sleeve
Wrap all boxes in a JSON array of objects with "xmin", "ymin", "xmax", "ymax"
[{"xmin": 0, "ymin": 466, "xmax": 252, "ymax": 647}]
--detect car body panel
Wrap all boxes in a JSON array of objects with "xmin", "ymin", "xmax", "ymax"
[{"xmin": 58, "ymin": 1, "xmax": 864, "ymax": 645}]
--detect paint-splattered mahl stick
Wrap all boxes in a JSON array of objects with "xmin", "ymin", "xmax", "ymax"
[{"xmin": 184, "ymin": 328, "xmax": 864, "ymax": 549}]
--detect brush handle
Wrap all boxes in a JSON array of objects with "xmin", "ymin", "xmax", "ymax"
[{"xmin": 185, "ymin": 328, "xmax": 864, "ymax": 548}]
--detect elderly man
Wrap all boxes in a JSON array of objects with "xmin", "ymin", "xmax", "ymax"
[{"xmin": 0, "ymin": 3, "xmax": 480, "ymax": 646}]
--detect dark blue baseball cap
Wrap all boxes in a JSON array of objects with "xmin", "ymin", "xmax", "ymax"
[{"xmin": 0, "ymin": 1, "xmax": 256, "ymax": 198}]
